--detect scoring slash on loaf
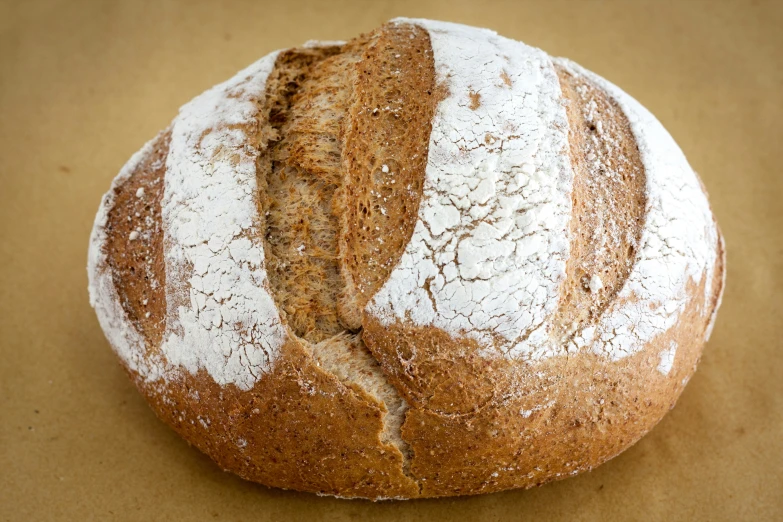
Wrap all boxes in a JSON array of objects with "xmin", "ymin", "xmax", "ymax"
[{"xmin": 87, "ymin": 18, "xmax": 725, "ymax": 499}]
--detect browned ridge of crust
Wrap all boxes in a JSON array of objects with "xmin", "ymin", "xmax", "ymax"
[
  {"xmin": 105, "ymin": 130, "xmax": 170, "ymax": 349},
  {"xmin": 551, "ymin": 64, "xmax": 647, "ymax": 345},
  {"xmin": 336, "ymin": 23, "xmax": 439, "ymax": 330},
  {"xmin": 260, "ymin": 23, "xmax": 438, "ymax": 342}
]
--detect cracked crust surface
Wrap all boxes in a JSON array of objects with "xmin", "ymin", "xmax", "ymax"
[{"xmin": 88, "ymin": 19, "xmax": 724, "ymax": 499}]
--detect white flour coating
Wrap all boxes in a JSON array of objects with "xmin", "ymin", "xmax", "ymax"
[
  {"xmin": 160, "ymin": 51, "xmax": 287, "ymax": 390},
  {"xmin": 369, "ymin": 19, "xmax": 573, "ymax": 360},
  {"xmin": 657, "ymin": 341, "xmax": 677, "ymax": 376},
  {"xmin": 87, "ymin": 136, "xmax": 166, "ymax": 380},
  {"xmin": 560, "ymin": 59, "xmax": 719, "ymax": 361},
  {"xmin": 589, "ymin": 275, "xmax": 603, "ymax": 293}
]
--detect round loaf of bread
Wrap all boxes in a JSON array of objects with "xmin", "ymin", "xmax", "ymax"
[{"xmin": 88, "ymin": 18, "xmax": 725, "ymax": 499}]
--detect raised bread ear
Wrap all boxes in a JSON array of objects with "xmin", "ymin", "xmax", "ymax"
[
  {"xmin": 335, "ymin": 23, "xmax": 440, "ymax": 330},
  {"xmin": 549, "ymin": 63, "xmax": 647, "ymax": 347}
]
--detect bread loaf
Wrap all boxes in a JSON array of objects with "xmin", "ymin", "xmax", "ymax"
[{"xmin": 87, "ymin": 18, "xmax": 725, "ymax": 499}]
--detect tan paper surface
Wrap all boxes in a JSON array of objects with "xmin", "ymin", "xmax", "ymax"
[{"xmin": 1, "ymin": 0, "xmax": 781, "ymax": 519}]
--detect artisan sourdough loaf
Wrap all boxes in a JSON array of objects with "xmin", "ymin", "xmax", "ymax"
[{"xmin": 88, "ymin": 19, "xmax": 725, "ymax": 499}]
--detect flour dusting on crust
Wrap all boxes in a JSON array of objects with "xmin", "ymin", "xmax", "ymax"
[
  {"xmin": 368, "ymin": 19, "xmax": 574, "ymax": 360},
  {"xmin": 657, "ymin": 341, "xmax": 677, "ymax": 376},
  {"xmin": 160, "ymin": 52, "xmax": 287, "ymax": 390}
]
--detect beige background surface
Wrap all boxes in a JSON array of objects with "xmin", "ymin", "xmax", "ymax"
[{"xmin": 1, "ymin": 0, "xmax": 781, "ymax": 520}]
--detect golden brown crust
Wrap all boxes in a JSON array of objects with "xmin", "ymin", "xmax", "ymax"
[
  {"xmin": 130, "ymin": 338, "xmax": 419, "ymax": 499},
  {"xmin": 94, "ymin": 20, "xmax": 726, "ymax": 500},
  {"xmin": 363, "ymin": 318, "xmax": 513, "ymax": 416}
]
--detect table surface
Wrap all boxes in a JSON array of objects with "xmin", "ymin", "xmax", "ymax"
[{"xmin": 1, "ymin": 0, "xmax": 781, "ymax": 520}]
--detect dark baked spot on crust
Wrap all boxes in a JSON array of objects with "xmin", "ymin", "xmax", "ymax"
[
  {"xmin": 469, "ymin": 90, "xmax": 481, "ymax": 110},
  {"xmin": 500, "ymin": 70, "xmax": 512, "ymax": 87}
]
